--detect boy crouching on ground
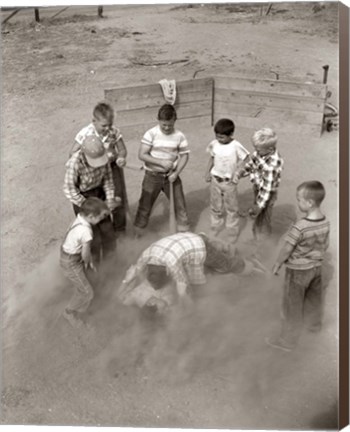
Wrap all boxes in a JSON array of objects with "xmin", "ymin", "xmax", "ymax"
[{"xmin": 60, "ymin": 197, "xmax": 110, "ymax": 327}]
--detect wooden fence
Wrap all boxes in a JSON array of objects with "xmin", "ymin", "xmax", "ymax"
[{"xmin": 105, "ymin": 76, "xmax": 327, "ymax": 135}]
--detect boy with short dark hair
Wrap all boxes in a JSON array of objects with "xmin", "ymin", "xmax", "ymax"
[
  {"xmin": 238, "ymin": 128, "xmax": 283, "ymax": 240},
  {"xmin": 71, "ymin": 101, "xmax": 128, "ymax": 235},
  {"xmin": 133, "ymin": 104, "xmax": 190, "ymax": 236},
  {"xmin": 205, "ymin": 118, "xmax": 250, "ymax": 242},
  {"xmin": 60, "ymin": 197, "xmax": 110, "ymax": 327},
  {"xmin": 266, "ymin": 181, "xmax": 330, "ymax": 352}
]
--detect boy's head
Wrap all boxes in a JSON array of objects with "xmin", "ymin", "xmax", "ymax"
[
  {"xmin": 296, "ymin": 181, "xmax": 326, "ymax": 212},
  {"xmin": 252, "ymin": 128, "xmax": 277, "ymax": 155},
  {"xmin": 157, "ymin": 104, "xmax": 177, "ymax": 135},
  {"xmin": 146, "ymin": 264, "xmax": 171, "ymax": 290},
  {"xmin": 93, "ymin": 102, "xmax": 114, "ymax": 136},
  {"xmin": 214, "ymin": 118, "xmax": 235, "ymax": 144},
  {"xmin": 80, "ymin": 197, "xmax": 110, "ymax": 225},
  {"xmin": 82, "ymin": 134, "xmax": 108, "ymax": 167}
]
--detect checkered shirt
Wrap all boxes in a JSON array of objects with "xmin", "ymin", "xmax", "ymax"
[
  {"xmin": 63, "ymin": 150, "xmax": 115, "ymax": 207},
  {"xmin": 242, "ymin": 149, "xmax": 283, "ymax": 209},
  {"xmin": 135, "ymin": 232, "xmax": 207, "ymax": 286}
]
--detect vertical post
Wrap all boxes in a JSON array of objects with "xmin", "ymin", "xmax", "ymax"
[
  {"xmin": 98, "ymin": 6, "xmax": 103, "ymax": 18},
  {"xmin": 322, "ymin": 65, "xmax": 329, "ymax": 84},
  {"xmin": 34, "ymin": 8, "xmax": 40, "ymax": 22},
  {"xmin": 211, "ymin": 78, "xmax": 215, "ymax": 126}
]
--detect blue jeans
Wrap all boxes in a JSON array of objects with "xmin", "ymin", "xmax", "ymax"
[
  {"xmin": 280, "ymin": 266, "xmax": 324, "ymax": 347},
  {"xmin": 253, "ymin": 187, "xmax": 277, "ymax": 238},
  {"xmin": 60, "ymin": 249, "xmax": 94, "ymax": 313},
  {"xmin": 134, "ymin": 171, "xmax": 189, "ymax": 229}
]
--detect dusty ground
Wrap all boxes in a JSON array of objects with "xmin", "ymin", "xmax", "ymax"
[{"xmin": 1, "ymin": 2, "xmax": 339, "ymax": 429}]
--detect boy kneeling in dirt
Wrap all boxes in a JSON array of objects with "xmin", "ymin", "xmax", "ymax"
[
  {"xmin": 118, "ymin": 232, "xmax": 266, "ymax": 314},
  {"xmin": 60, "ymin": 197, "xmax": 111, "ymax": 327}
]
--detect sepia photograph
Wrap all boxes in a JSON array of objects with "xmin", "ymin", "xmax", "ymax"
[{"xmin": 1, "ymin": 1, "xmax": 348, "ymax": 430}]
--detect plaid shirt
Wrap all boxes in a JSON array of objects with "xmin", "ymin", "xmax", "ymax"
[
  {"xmin": 242, "ymin": 149, "xmax": 283, "ymax": 209},
  {"xmin": 135, "ymin": 232, "xmax": 207, "ymax": 286},
  {"xmin": 63, "ymin": 150, "xmax": 115, "ymax": 207}
]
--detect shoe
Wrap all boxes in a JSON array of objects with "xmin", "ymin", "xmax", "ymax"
[
  {"xmin": 265, "ymin": 337, "xmax": 293, "ymax": 352},
  {"xmin": 63, "ymin": 309, "xmax": 84, "ymax": 328}
]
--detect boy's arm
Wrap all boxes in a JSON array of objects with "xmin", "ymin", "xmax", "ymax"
[
  {"xmin": 102, "ymin": 164, "xmax": 117, "ymax": 210},
  {"xmin": 63, "ymin": 159, "xmax": 86, "ymax": 207},
  {"xmin": 139, "ymin": 143, "xmax": 174, "ymax": 171},
  {"xmin": 232, "ymin": 154, "xmax": 250, "ymax": 183},
  {"xmin": 81, "ymin": 241, "xmax": 96, "ymax": 270},
  {"xmin": 204, "ymin": 156, "xmax": 214, "ymax": 182},
  {"xmin": 168, "ymin": 153, "xmax": 189, "ymax": 182},
  {"xmin": 69, "ymin": 141, "xmax": 81, "ymax": 157},
  {"xmin": 272, "ymin": 242, "xmax": 295, "ymax": 275}
]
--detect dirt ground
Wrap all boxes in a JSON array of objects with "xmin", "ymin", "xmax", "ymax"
[{"xmin": 1, "ymin": 2, "xmax": 339, "ymax": 429}]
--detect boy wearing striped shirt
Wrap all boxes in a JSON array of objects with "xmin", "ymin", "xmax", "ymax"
[
  {"xmin": 267, "ymin": 181, "xmax": 330, "ymax": 352},
  {"xmin": 134, "ymin": 104, "xmax": 190, "ymax": 235}
]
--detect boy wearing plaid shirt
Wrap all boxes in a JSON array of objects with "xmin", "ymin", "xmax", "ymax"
[
  {"xmin": 238, "ymin": 128, "xmax": 283, "ymax": 240},
  {"xmin": 63, "ymin": 134, "xmax": 120, "ymax": 264}
]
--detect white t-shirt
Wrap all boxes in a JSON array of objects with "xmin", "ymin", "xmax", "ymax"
[
  {"xmin": 141, "ymin": 125, "xmax": 190, "ymax": 172},
  {"xmin": 62, "ymin": 214, "xmax": 93, "ymax": 255},
  {"xmin": 207, "ymin": 139, "xmax": 249, "ymax": 179}
]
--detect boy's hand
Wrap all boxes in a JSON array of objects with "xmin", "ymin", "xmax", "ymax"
[
  {"xmin": 248, "ymin": 204, "xmax": 260, "ymax": 218},
  {"xmin": 231, "ymin": 172, "xmax": 240, "ymax": 184},
  {"xmin": 161, "ymin": 160, "xmax": 174, "ymax": 172},
  {"xmin": 116, "ymin": 157, "xmax": 126, "ymax": 167},
  {"xmin": 125, "ymin": 265, "xmax": 137, "ymax": 283},
  {"xmin": 272, "ymin": 263, "xmax": 281, "ymax": 275},
  {"xmin": 204, "ymin": 173, "xmax": 211, "ymax": 183},
  {"xmin": 168, "ymin": 171, "xmax": 178, "ymax": 183},
  {"xmin": 107, "ymin": 197, "xmax": 122, "ymax": 211},
  {"xmin": 85, "ymin": 260, "xmax": 97, "ymax": 272}
]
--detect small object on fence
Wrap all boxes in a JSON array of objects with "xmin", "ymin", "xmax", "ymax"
[{"xmin": 270, "ymin": 70, "xmax": 280, "ymax": 80}]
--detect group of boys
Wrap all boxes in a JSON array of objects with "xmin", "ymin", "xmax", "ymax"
[{"xmin": 60, "ymin": 101, "xmax": 330, "ymax": 353}]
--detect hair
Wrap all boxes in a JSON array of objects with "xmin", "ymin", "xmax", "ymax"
[
  {"xmin": 297, "ymin": 181, "xmax": 326, "ymax": 206},
  {"xmin": 80, "ymin": 197, "xmax": 110, "ymax": 218},
  {"xmin": 252, "ymin": 128, "xmax": 278, "ymax": 148},
  {"xmin": 214, "ymin": 118, "xmax": 235, "ymax": 136},
  {"xmin": 157, "ymin": 104, "xmax": 177, "ymax": 121},
  {"xmin": 93, "ymin": 102, "xmax": 114, "ymax": 121},
  {"xmin": 146, "ymin": 264, "xmax": 170, "ymax": 290}
]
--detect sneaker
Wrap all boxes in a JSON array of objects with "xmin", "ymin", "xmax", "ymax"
[
  {"xmin": 265, "ymin": 337, "xmax": 294, "ymax": 352},
  {"xmin": 63, "ymin": 309, "xmax": 84, "ymax": 328}
]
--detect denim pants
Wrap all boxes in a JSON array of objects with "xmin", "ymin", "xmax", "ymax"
[
  {"xmin": 73, "ymin": 187, "xmax": 116, "ymax": 263},
  {"xmin": 252, "ymin": 187, "xmax": 277, "ymax": 238},
  {"xmin": 210, "ymin": 176, "xmax": 240, "ymax": 239},
  {"xmin": 110, "ymin": 162, "xmax": 126, "ymax": 233},
  {"xmin": 60, "ymin": 249, "xmax": 94, "ymax": 313},
  {"xmin": 134, "ymin": 171, "xmax": 189, "ymax": 229},
  {"xmin": 280, "ymin": 266, "xmax": 324, "ymax": 347}
]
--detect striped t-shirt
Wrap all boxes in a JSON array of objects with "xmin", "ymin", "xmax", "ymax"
[
  {"xmin": 141, "ymin": 125, "xmax": 190, "ymax": 173},
  {"xmin": 285, "ymin": 217, "xmax": 330, "ymax": 270}
]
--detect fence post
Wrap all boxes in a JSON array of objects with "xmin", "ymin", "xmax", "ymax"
[
  {"xmin": 98, "ymin": 6, "xmax": 103, "ymax": 17},
  {"xmin": 34, "ymin": 8, "xmax": 40, "ymax": 22}
]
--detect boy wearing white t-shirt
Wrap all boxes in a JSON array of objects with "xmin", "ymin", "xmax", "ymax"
[
  {"xmin": 60, "ymin": 197, "xmax": 110, "ymax": 327},
  {"xmin": 205, "ymin": 118, "xmax": 249, "ymax": 242}
]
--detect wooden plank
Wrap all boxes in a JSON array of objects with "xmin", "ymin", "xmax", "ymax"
[
  {"xmin": 215, "ymin": 88, "xmax": 325, "ymax": 113},
  {"xmin": 214, "ymin": 101, "xmax": 323, "ymax": 126},
  {"xmin": 105, "ymin": 77, "xmax": 213, "ymax": 105},
  {"xmin": 106, "ymin": 88, "xmax": 212, "ymax": 112},
  {"xmin": 116, "ymin": 101, "xmax": 212, "ymax": 127},
  {"xmin": 214, "ymin": 112, "xmax": 321, "ymax": 135},
  {"xmin": 214, "ymin": 76, "xmax": 327, "ymax": 99}
]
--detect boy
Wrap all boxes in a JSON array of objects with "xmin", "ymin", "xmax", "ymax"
[
  {"xmin": 266, "ymin": 181, "xmax": 330, "ymax": 352},
  {"xmin": 133, "ymin": 104, "xmax": 190, "ymax": 236},
  {"xmin": 118, "ymin": 232, "xmax": 265, "ymax": 312},
  {"xmin": 60, "ymin": 197, "xmax": 110, "ymax": 327},
  {"xmin": 63, "ymin": 134, "xmax": 119, "ymax": 263},
  {"xmin": 204, "ymin": 118, "xmax": 249, "ymax": 242},
  {"xmin": 238, "ymin": 127, "xmax": 283, "ymax": 242},
  {"xmin": 71, "ymin": 102, "xmax": 128, "ymax": 235}
]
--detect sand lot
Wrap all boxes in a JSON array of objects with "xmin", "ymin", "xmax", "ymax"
[{"xmin": 1, "ymin": 3, "xmax": 339, "ymax": 429}]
